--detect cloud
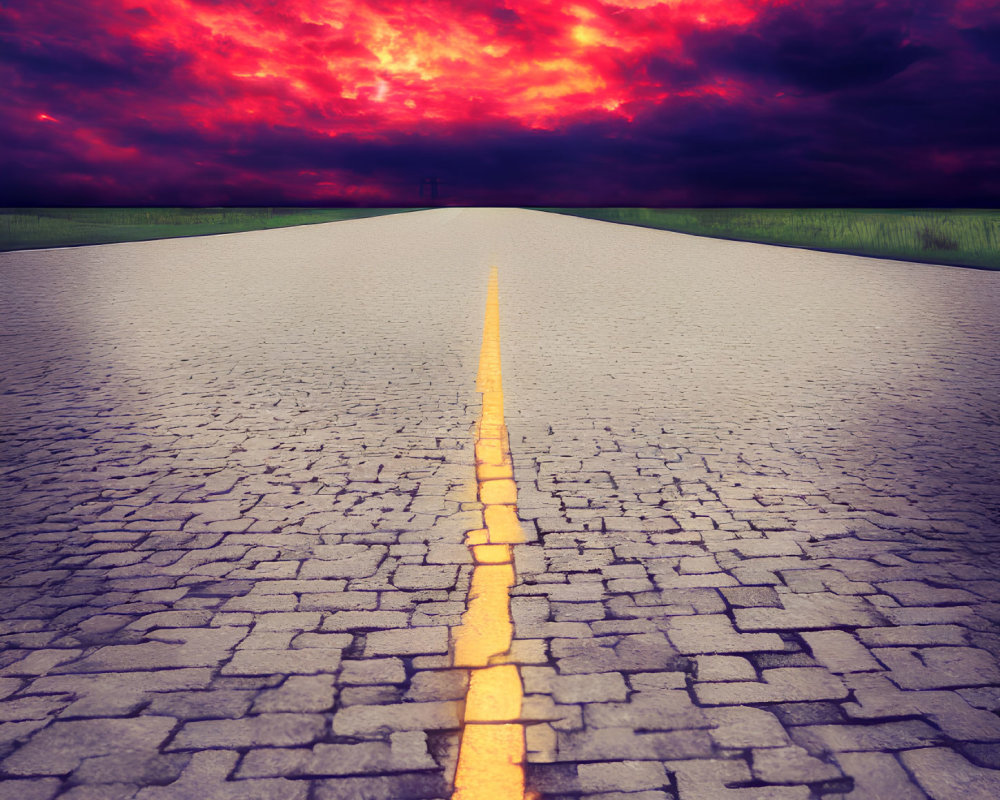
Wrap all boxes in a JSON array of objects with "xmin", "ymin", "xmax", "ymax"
[
  {"xmin": 0, "ymin": 0, "xmax": 996, "ymax": 205},
  {"xmin": 960, "ymin": 24, "xmax": 1000, "ymax": 64},
  {"xmin": 682, "ymin": 0, "xmax": 938, "ymax": 94}
]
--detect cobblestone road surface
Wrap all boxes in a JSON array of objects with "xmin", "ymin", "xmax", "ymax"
[{"xmin": 2, "ymin": 208, "xmax": 1000, "ymax": 799}]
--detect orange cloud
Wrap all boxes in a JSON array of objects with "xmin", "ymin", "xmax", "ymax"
[{"xmin": 108, "ymin": 0, "xmax": 772, "ymax": 131}]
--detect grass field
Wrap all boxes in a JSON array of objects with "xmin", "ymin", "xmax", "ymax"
[
  {"xmin": 542, "ymin": 208, "xmax": 1000, "ymax": 270},
  {"xmin": 0, "ymin": 208, "xmax": 420, "ymax": 252},
  {"xmin": 4, "ymin": 207, "xmax": 998, "ymax": 269}
]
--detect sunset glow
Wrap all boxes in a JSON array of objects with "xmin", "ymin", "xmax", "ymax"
[{"xmin": 2, "ymin": 0, "xmax": 998, "ymax": 205}]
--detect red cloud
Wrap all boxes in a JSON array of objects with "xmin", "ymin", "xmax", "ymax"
[
  {"xmin": 47, "ymin": 0, "xmax": 776, "ymax": 134},
  {"xmin": 2, "ymin": 0, "xmax": 996, "ymax": 206}
]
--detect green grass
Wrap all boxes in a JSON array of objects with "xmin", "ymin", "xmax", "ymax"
[
  {"xmin": 0, "ymin": 208, "xmax": 422, "ymax": 252},
  {"xmin": 6, "ymin": 207, "xmax": 998, "ymax": 269},
  {"xmin": 540, "ymin": 208, "xmax": 1000, "ymax": 270}
]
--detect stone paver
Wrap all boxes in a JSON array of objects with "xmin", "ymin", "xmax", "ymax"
[
  {"xmin": 496, "ymin": 211, "xmax": 1000, "ymax": 798},
  {"xmin": 0, "ymin": 213, "xmax": 483, "ymax": 798},
  {"xmin": 3, "ymin": 208, "xmax": 1000, "ymax": 798}
]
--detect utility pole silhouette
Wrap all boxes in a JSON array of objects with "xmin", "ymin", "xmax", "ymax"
[{"xmin": 420, "ymin": 176, "xmax": 441, "ymax": 203}]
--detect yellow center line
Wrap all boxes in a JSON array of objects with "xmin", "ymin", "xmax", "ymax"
[{"xmin": 452, "ymin": 267, "xmax": 528, "ymax": 800}]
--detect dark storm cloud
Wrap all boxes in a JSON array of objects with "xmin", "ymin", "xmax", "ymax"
[
  {"xmin": 642, "ymin": 57, "xmax": 705, "ymax": 91},
  {"xmin": 1, "ymin": 0, "xmax": 997, "ymax": 206},
  {"xmin": 960, "ymin": 25, "xmax": 1000, "ymax": 64},
  {"xmin": 678, "ymin": 0, "xmax": 937, "ymax": 94},
  {"xmin": 0, "ymin": 36, "xmax": 193, "ymax": 90},
  {"xmin": 487, "ymin": 6, "xmax": 522, "ymax": 27}
]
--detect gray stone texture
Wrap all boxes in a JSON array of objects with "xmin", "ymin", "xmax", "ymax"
[
  {"xmin": 497, "ymin": 210, "xmax": 1000, "ymax": 798},
  {"xmin": 0, "ymin": 212, "xmax": 482, "ymax": 799},
  {"xmin": 3, "ymin": 209, "xmax": 1000, "ymax": 799}
]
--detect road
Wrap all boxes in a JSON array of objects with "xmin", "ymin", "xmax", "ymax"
[{"xmin": 2, "ymin": 208, "xmax": 1000, "ymax": 799}]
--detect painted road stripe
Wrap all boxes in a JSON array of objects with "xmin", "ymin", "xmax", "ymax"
[{"xmin": 452, "ymin": 267, "xmax": 528, "ymax": 800}]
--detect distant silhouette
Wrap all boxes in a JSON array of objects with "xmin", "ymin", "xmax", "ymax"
[{"xmin": 420, "ymin": 176, "xmax": 440, "ymax": 203}]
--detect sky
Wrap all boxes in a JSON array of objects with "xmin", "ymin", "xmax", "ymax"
[{"xmin": 2, "ymin": 0, "xmax": 999, "ymax": 206}]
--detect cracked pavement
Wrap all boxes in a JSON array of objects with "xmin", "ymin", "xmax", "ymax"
[{"xmin": 2, "ymin": 208, "xmax": 1000, "ymax": 799}]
